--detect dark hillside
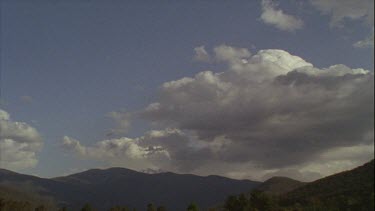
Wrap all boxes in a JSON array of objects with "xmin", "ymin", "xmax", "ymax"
[
  {"xmin": 221, "ymin": 159, "xmax": 374, "ymax": 211},
  {"xmin": 256, "ymin": 176, "xmax": 305, "ymax": 195},
  {"xmin": 1, "ymin": 167, "xmax": 260, "ymax": 210},
  {"xmin": 282, "ymin": 159, "xmax": 374, "ymax": 210}
]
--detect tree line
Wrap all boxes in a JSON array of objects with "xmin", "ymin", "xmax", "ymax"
[{"xmin": 1, "ymin": 189, "xmax": 373, "ymax": 211}]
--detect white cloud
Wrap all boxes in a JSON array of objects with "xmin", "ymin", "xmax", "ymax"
[
  {"xmin": 62, "ymin": 136, "xmax": 87, "ymax": 155},
  {"xmin": 62, "ymin": 130, "xmax": 177, "ymax": 171},
  {"xmin": 141, "ymin": 45, "xmax": 373, "ymax": 177},
  {"xmin": 62, "ymin": 45, "xmax": 374, "ymax": 181},
  {"xmin": 260, "ymin": 0, "xmax": 304, "ymax": 32},
  {"xmin": 0, "ymin": 109, "xmax": 43, "ymax": 170},
  {"xmin": 214, "ymin": 45, "xmax": 252, "ymax": 63},
  {"xmin": 0, "ymin": 110, "xmax": 10, "ymax": 120}
]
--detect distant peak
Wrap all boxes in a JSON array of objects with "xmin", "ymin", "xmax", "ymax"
[
  {"xmin": 257, "ymin": 176, "xmax": 305, "ymax": 195},
  {"xmin": 140, "ymin": 168, "xmax": 165, "ymax": 174},
  {"xmin": 265, "ymin": 176, "xmax": 301, "ymax": 183},
  {"xmin": 70, "ymin": 167, "xmax": 140, "ymax": 176}
]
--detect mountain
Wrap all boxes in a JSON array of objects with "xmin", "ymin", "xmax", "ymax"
[
  {"xmin": 220, "ymin": 159, "xmax": 374, "ymax": 211},
  {"xmin": 0, "ymin": 167, "xmax": 260, "ymax": 210},
  {"xmin": 256, "ymin": 176, "xmax": 305, "ymax": 195},
  {"xmin": 282, "ymin": 159, "xmax": 374, "ymax": 209},
  {"xmin": 53, "ymin": 168, "xmax": 261, "ymax": 210},
  {"xmin": 0, "ymin": 168, "xmax": 87, "ymax": 210},
  {"xmin": 0, "ymin": 182, "xmax": 58, "ymax": 210},
  {"xmin": 2, "ymin": 160, "xmax": 373, "ymax": 210}
]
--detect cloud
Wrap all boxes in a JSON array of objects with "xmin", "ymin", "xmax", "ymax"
[
  {"xmin": 62, "ymin": 128, "xmax": 210, "ymax": 171},
  {"xmin": 193, "ymin": 46, "xmax": 211, "ymax": 62},
  {"xmin": 214, "ymin": 45, "xmax": 252, "ymax": 63},
  {"xmin": 310, "ymin": 0, "xmax": 374, "ymax": 27},
  {"xmin": 0, "ymin": 110, "xmax": 10, "ymax": 120},
  {"xmin": 262, "ymin": 142, "xmax": 374, "ymax": 181},
  {"xmin": 260, "ymin": 0, "xmax": 304, "ymax": 32},
  {"xmin": 62, "ymin": 45, "xmax": 373, "ymax": 181},
  {"xmin": 310, "ymin": 0, "xmax": 374, "ymax": 48},
  {"xmin": 194, "ymin": 44, "xmax": 253, "ymax": 63},
  {"xmin": 141, "ymin": 45, "xmax": 373, "ymax": 174},
  {"xmin": 61, "ymin": 130, "xmax": 171, "ymax": 170},
  {"xmin": 353, "ymin": 30, "xmax": 374, "ymax": 48},
  {"xmin": 106, "ymin": 111, "xmax": 132, "ymax": 136},
  {"xmin": 0, "ymin": 109, "xmax": 43, "ymax": 170}
]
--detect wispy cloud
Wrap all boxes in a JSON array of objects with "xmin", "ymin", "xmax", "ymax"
[
  {"xmin": 353, "ymin": 30, "xmax": 374, "ymax": 48},
  {"xmin": 260, "ymin": 0, "xmax": 304, "ymax": 32},
  {"xmin": 311, "ymin": 0, "xmax": 374, "ymax": 48},
  {"xmin": 311, "ymin": 0, "xmax": 374, "ymax": 27},
  {"xmin": 193, "ymin": 46, "xmax": 211, "ymax": 62},
  {"xmin": 106, "ymin": 111, "xmax": 132, "ymax": 136}
]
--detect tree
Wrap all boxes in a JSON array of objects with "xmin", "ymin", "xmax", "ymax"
[
  {"xmin": 187, "ymin": 202, "xmax": 199, "ymax": 211},
  {"xmin": 147, "ymin": 203, "xmax": 157, "ymax": 211},
  {"xmin": 59, "ymin": 207, "xmax": 67, "ymax": 211},
  {"xmin": 35, "ymin": 205, "xmax": 47, "ymax": 211},
  {"xmin": 249, "ymin": 190, "xmax": 276, "ymax": 211},
  {"xmin": 157, "ymin": 205, "xmax": 167, "ymax": 211},
  {"xmin": 109, "ymin": 206, "xmax": 130, "ymax": 211},
  {"xmin": 81, "ymin": 203, "xmax": 95, "ymax": 211}
]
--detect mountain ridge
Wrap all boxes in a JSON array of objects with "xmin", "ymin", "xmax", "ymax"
[
  {"xmin": 1, "ymin": 160, "xmax": 373, "ymax": 210},
  {"xmin": 221, "ymin": 159, "xmax": 374, "ymax": 211},
  {"xmin": 285, "ymin": 159, "xmax": 374, "ymax": 201},
  {"xmin": 256, "ymin": 176, "xmax": 306, "ymax": 195},
  {"xmin": 1, "ymin": 167, "xmax": 261, "ymax": 210}
]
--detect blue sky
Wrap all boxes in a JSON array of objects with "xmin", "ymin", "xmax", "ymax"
[{"xmin": 0, "ymin": 0, "xmax": 373, "ymax": 181}]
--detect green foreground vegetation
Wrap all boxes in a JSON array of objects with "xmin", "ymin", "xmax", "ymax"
[{"xmin": 1, "ymin": 190, "xmax": 374, "ymax": 211}]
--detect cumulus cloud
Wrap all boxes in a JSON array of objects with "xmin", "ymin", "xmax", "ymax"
[
  {"xmin": 214, "ymin": 45, "xmax": 251, "ymax": 62},
  {"xmin": 62, "ymin": 128, "xmax": 195, "ymax": 171},
  {"xmin": 194, "ymin": 45, "xmax": 253, "ymax": 64},
  {"xmin": 260, "ymin": 0, "xmax": 304, "ymax": 32},
  {"xmin": 142, "ymin": 45, "xmax": 373, "ymax": 175},
  {"xmin": 62, "ymin": 127, "xmax": 227, "ymax": 173},
  {"xmin": 0, "ymin": 109, "xmax": 43, "ymax": 170},
  {"xmin": 62, "ymin": 45, "xmax": 374, "ymax": 181}
]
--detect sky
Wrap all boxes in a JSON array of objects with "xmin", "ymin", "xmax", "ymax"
[{"xmin": 0, "ymin": 0, "xmax": 374, "ymax": 182}]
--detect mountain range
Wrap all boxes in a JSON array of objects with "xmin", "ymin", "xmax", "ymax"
[
  {"xmin": 0, "ymin": 168, "xmax": 260, "ymax": 210},
  {"xmin": 0, "ymin": 159, "xmax": 374, "ymax": 210}
]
